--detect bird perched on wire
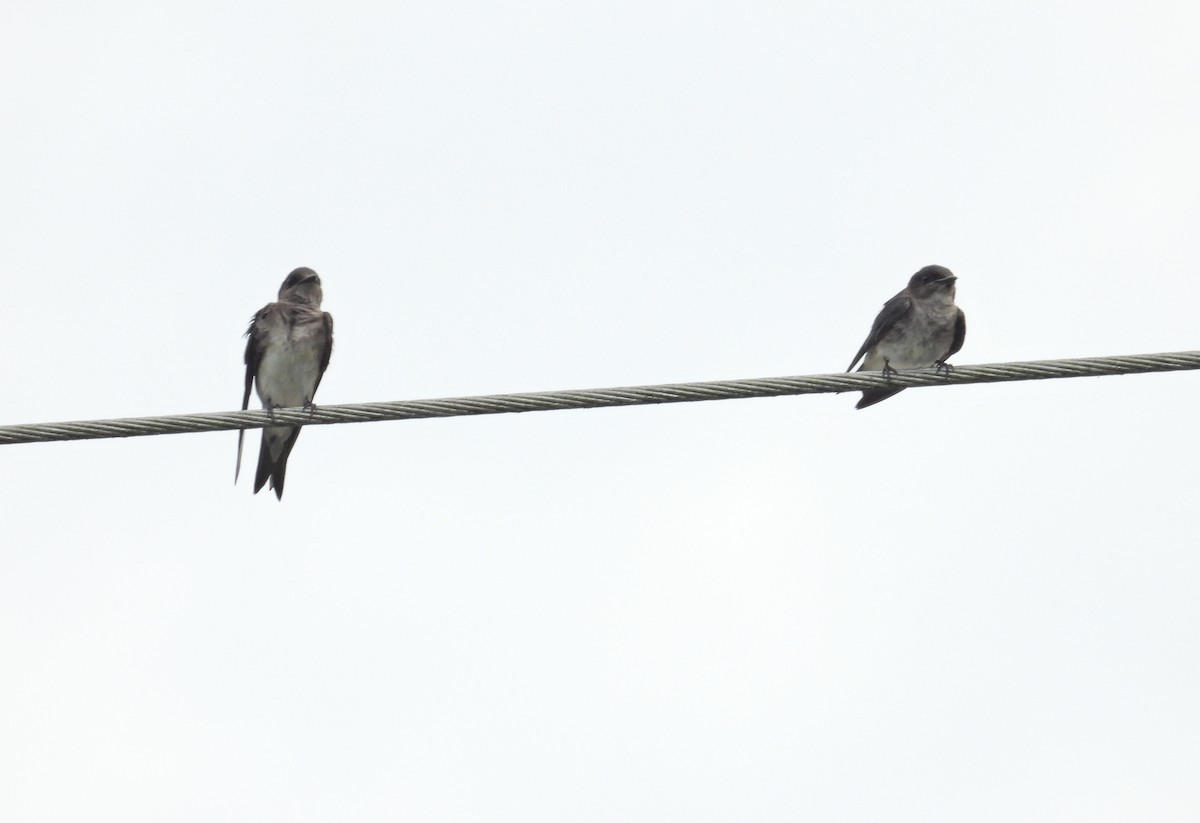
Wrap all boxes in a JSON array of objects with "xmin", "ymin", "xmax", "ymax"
[
  {"xmin": 235, "ymin": 267, "xmax": 334, "ymax": 499},
  {"xmin": 846, "ymin": 265, "xmax": 965, "ymax": 409}
]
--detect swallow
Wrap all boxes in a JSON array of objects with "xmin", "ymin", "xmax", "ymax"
[
  {"xmin": 235, "ymin": 267, "xmax": 334, "ymax": 499},
  {"xmin": 846, "ymin": 265, "xmax": 965, "ymax": 409}
]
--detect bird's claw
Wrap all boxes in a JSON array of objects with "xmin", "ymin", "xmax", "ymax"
[
  {"xmin": 303, "ymin": 400, "xmax": 319, "ymax": 419},
  {"xmin": 934, "ymin": 360, "xmax": 954, "ymax": 377},
  {"xmin": 881, "ymin": 360, "xmax": 898, "ymax": 380}
]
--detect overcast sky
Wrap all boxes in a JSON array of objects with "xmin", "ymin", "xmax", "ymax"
[{"xmin": 3, "ymin": 2, "xmax": 1200, "ymax": 821}]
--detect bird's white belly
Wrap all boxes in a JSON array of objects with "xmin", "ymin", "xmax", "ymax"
[
  {"xmin": 256, "ymin": 337, "xmax": 322, "ymax": 409},
  {"xmin": 871, "ymin": 334, "xmax": 944, "ymax": 370},
  {"xmin": 864, "ymin": 303, "xmax": 956, "ymax": 371}
]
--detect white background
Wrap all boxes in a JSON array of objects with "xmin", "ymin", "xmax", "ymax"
[{"xmin": 3, "ymin": 2, "xmax": 1199, "ymax": 820}]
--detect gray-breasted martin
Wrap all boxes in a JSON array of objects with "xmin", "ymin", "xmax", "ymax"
[
  {"xmin": 235, "ymin": 267, "xmax": 334, "ymax": 499},
  {"xmin": 847, "ymin": 265, "xmax": 965, "ymax": 409}
]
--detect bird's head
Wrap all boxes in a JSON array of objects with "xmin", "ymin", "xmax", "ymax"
[
  {"xmin": 907, "ymin": 265, "xmax": 957, "ymax": 301},
  {"xmin": 278, "ymin": 267, "xmax": 324, "ymax": 306}
]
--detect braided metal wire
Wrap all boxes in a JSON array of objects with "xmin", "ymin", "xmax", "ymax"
[{"xmin": 2, "ymin": 350, "xmax": 1197, "ymax": 446}]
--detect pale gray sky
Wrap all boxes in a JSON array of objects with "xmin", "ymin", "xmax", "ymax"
[{"xmin": 3, "ymin": 2, "xmax": 1200, "ymax": 821}]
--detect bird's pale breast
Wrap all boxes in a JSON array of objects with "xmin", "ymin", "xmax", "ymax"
[
  {"xmin": 255, "ymin": 316, "xmax": 326, "ymax": 409},
  {"xmin": 867, "ymin": 301, "xmax": 958, "ymax": 371}
]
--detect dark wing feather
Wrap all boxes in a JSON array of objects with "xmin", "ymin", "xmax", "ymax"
[
  {"xmin": 847, "ymin": 290, "xmax": 911, "ymax": 372},
  {"xmin": 311, "ymin": 312, "xmax": 334, "ymax": 396},
  {"xmin": 855, "ymin": 386, "xmax": 905, "ymax": 409},
  {"xmin": 944, "ymin": 308, "xmax": 966, "ymax": 360},
  {"xmin": 242, "ymin": 308, "xmax": 268, "ymax": 410},
  {"xmin": 253, "ymin": 432, "xmax": 274, "ymax": 494},
  {"xmin": 235, "ymin": 305, "xmax": 270, "ymax": 483},
  {"xmin": 270, "ymin": 428, "xmax": 303, "ymax": 500},
  {"xmin": 255, "ymin": 426, "xmax": 302, "ymax": 500}
]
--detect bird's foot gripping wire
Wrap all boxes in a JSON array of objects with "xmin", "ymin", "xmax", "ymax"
[
  {"xmin": 303, "ymin": 400, "xmax": 319, "ymax": 419},
  {"xmin": 881, "ymin": 360, "xmax": 898, "ymax": 380},
  {"xmin": 934, "ymin": 360, "xmax": 955, "ymax": 377}
]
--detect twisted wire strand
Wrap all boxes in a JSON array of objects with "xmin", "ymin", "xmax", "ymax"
[{"xmin": 2, "ymin": 350, "xmax": 1197, "ymax": 446}]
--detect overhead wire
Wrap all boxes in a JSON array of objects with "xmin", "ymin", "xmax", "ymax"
[{"xmin": 1, "ymin": 350, "xmax": 1197, "ymax": 446}]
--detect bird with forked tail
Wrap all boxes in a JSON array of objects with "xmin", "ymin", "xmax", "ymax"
[
  {"xmin": 846, "ymin": 265, "xmax": 965, "ymax": 409},
  {"xmin": 236, "ymin": 267, "xmax": 334, "ymax": 499}
]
